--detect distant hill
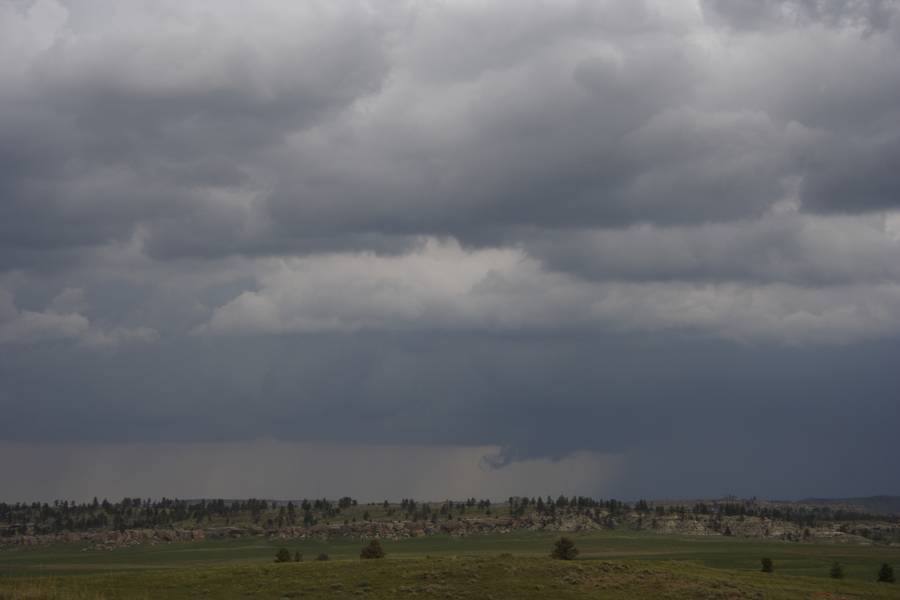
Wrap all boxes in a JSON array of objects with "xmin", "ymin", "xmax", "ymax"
[{"xmin": 797, "ymin": 495, "xmax": 900, "ymax": 516}]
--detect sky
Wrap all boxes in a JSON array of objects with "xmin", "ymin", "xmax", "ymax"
[{"xmin": 1, "ymin": 0, "xmax": 900, "ymax": 502}]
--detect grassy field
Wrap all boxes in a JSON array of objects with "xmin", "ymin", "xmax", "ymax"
[{"xmin": 2, "ymin": 531, "xmax": 899, "ymax": 599}]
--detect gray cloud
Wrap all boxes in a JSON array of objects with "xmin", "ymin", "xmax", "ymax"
[
  {"xmin": 3, "ymin": 0, "xmax": 899, "ymax": 264},
  {"xmin": 1, "ymin": 333, "xmax": 898, "ymax": 498},
  {"xmin": 801, "ymin": 133, "xmax": 900, "ymax": 212},
  {"xmin": 701, "ymin": 0, "xmax": 898, "ymax": 32},
  {"xmin": 2, "ymin": 0, "xmax": 900, "ymax": 498},
  {"xmin": 190, "ymin": 238, "xmax": 900, "ymax": 344},
  {"xmin": 0, "ymin": 288, "xmax": 157, "ymax": 347},
  {"xmin": 0, "ymin": 0, "xmax": 391, "ymax": 262},
  {"xmin": 529, "ymin": 212, "xmax": 900, "ymax": 285}
]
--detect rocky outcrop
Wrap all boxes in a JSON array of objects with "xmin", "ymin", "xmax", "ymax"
[
  {"xmin": 2, "ymin": 527, "xmax": 204, "ymax": 550},
  {"xmin": 2, "ymin": 512, "xmax": 897, "ymax": 550}
]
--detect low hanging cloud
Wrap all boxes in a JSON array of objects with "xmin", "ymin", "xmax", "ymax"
[
  {"xmin": 0, "ymin": 289, "xmax": 89, "ymax": 344},
  {"xmin": 0, "ymin": 288, "xmax": 158, "ymax": 348}
]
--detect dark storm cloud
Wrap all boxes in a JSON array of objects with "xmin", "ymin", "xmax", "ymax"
[
  {"xmin": 2, "ymin": 0, "xmax": 899, "ymax": 264},
  {"xmin": 800, "ymin": 133, "xmax": 900, "ymax": 212},
  {"xmin": 3, "ymin": 0, "xmax": 900, "ymax": 498},
  {"xmin": 0, "ymin": 0, "xmax": 391, "ymax": 263},
  {"xmin": 701, "ymin": 0, "xmax": 898, "ymax": 32},
  {"xmin": 526, "ymin": 212, "xmax": 900, "ymax": 285},
  {"xmin": 1, "ymin": 333, "xmax": 898, "ymax": 497}
]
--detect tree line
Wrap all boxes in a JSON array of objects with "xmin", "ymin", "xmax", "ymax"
[{"xmin": 2, "ymin": 495, "xmax": 896, "ymax": 538}]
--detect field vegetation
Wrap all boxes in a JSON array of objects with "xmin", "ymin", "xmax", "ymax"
[{"xmin": 2, "ymin": 529, "xmax": 899, "ymax": 599}]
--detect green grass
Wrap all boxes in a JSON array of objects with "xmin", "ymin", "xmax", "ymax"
[
  {"xmin": 2, "ymin": 556, "xmax": 899, "ymax": 600},
  {"xmin": 2, "ymin": 531, "xmax": 899, "ymax": 599}
]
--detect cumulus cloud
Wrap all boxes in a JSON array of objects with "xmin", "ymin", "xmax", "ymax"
[
  {"xmin": 0, "ymin": 289, "xmax": 89, "ymax": 344},
  {"xmin": 3, "ymin": 0, "xmax": 898, "ymax": 267},
  {"xmin": 0, "ymin": 0, "xmax": 391, "ymax": 264},
  {"xmin": 195, "ymin": 236, "xmax": 900, "ymax": 344},
  {"xmin": 0, "ymin": 288, "xmax": 157, "ymax": 347},
  {"xmin": 199, "ymin": 240, "xmax": 540, "ymax": 335}
]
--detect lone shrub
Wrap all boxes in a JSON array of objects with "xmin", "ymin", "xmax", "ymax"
[
  {"xmin": 360, "ymin": 539, "xmax": 386, "ymax": 559},
  {"xmin": 761, "ymin": 557, "xmax": 774, "ymax": 573},
  {"xmin": 274, "ymin": 547, "xmax": 292, "ymax": 563},
  {"xmin": 316, "ymin": 553, "xmax": 330, "ymax": 561},
  {"xmin": 878, "ymin": 563, "xmax": 895, "ymax": 583},
  {"xmin": 829, "ymin": 562, "xmax": 844, "ymax": 579},
  {"xmin": 551, "ymin": 537, "xmax": 579, "ymax": 560},
  {"xmin": 294, "ymin": 551, "xmax": 302, "ymax": 562}
]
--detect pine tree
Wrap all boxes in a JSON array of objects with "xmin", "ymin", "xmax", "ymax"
[
  {"xmin": 761, "ymin": 557, "xmax": 774, "ymax": 573},
  {"xmin": 829, "ymin": 562, "xmax": 844, "ymax": 579},
  {"xmin": 877, "ymin": 563, "xmax": 895, "ymax": 583},
  {"xmin": 360, "ymin": 539, "xmax": 386, "ymax": 559},
  {"xmin": 551, "ymin": 537, "xmax": 579, "ymax": 560},
  {"xmin": 274, "ymin": 548, "xmax": 291, "ymax": 563}
]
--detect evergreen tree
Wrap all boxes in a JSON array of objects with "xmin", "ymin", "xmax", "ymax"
[
  {"xmin": 551, "ymin": 537, "xmax": 579, "ymax": 560},
  {"xmin": 829, "ymin": 562, "xmax": 844, "ymax": 579},
  {"xmin": 360, "ymin": 539, "xmax": 386, "ymax": 559},
  {"xmin": 877, "ymin": 563, "xmax": 895, "ymax": 583},
  {"xmin": 274, "ymin": 548, "xmax": 291, "ymax": 563},
  {"xmin": 761, "ymin": 557, "xmax": 774, "ymax": 573}
]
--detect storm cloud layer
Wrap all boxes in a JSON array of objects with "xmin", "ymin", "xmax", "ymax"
[{"xmin": 2, "ymin": 0, "xmax": 900, "ymax": 499}]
